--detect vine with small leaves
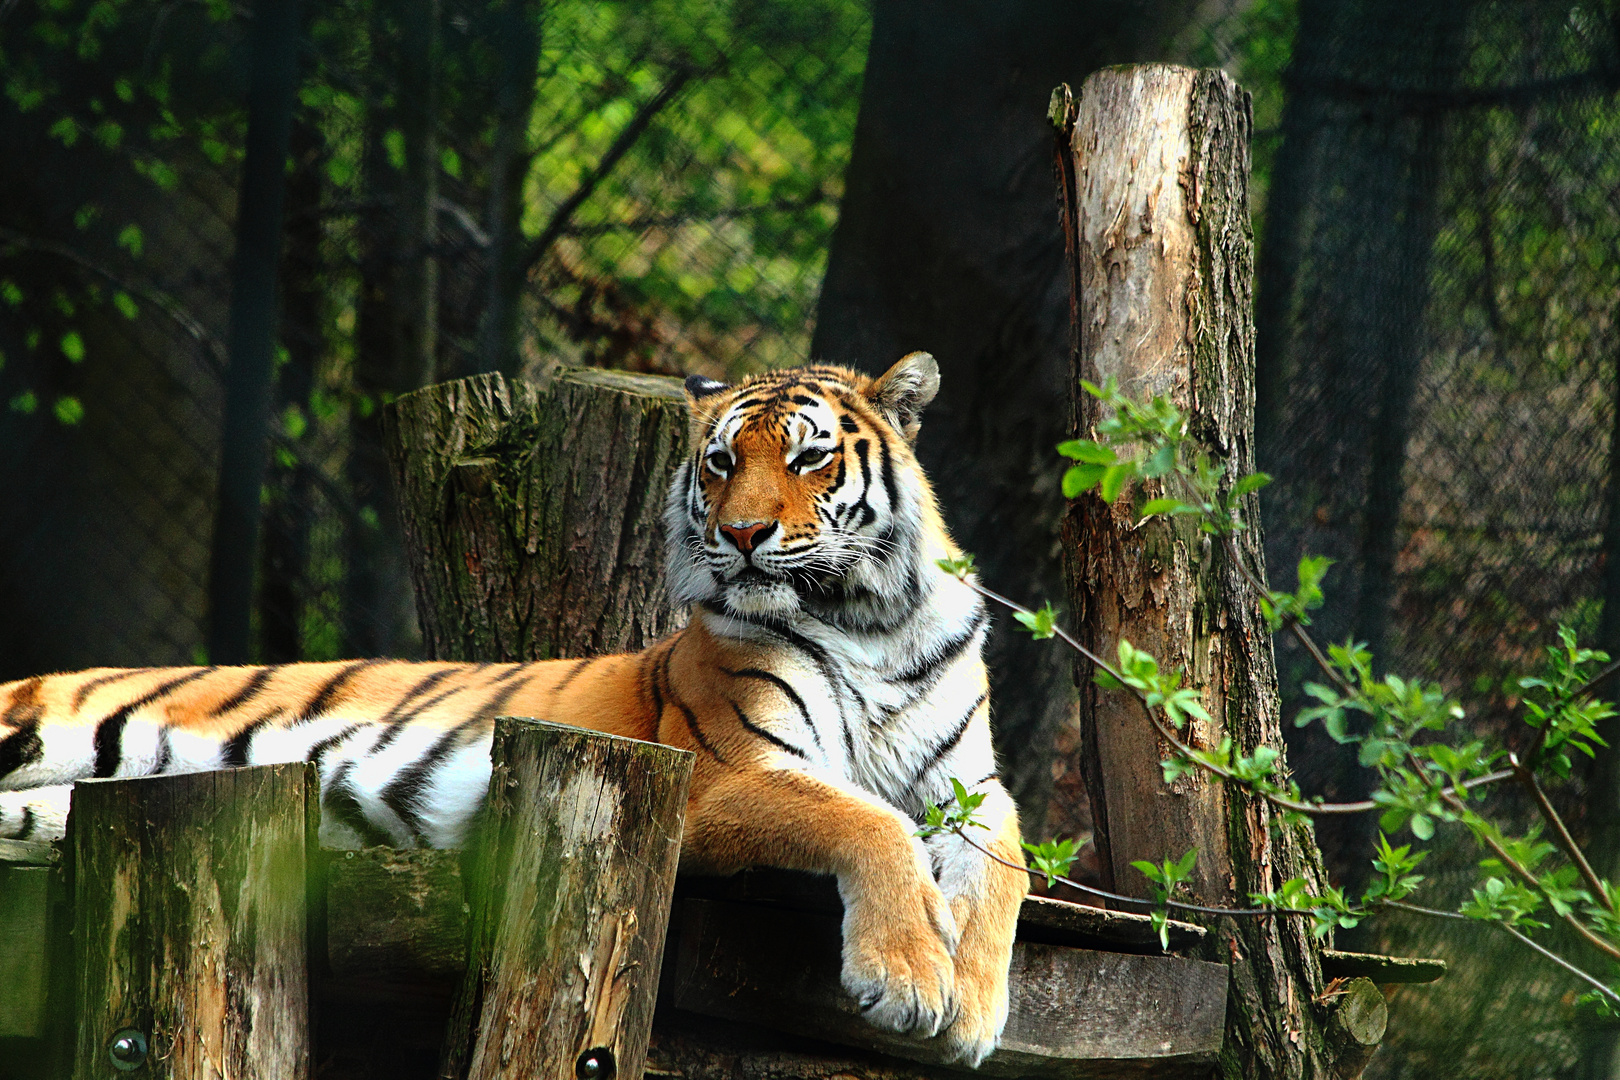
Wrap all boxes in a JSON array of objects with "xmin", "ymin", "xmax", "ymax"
[{"xmin": 925, "ymin": 376, "xmax": 1620, "ymax": 1009}]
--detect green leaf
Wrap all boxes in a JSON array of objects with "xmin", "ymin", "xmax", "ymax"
[
  {"xmin": 1140, "ymin": 497, "xmax": 1188, "ymax": 517},
  {"xmin": 1231, "ymin": 472, "xmax": 1273, "ymax": 498},
  {"xmin": 1130, "ymin": 859, "xmax": 1165, "ymax": 884},
  {"xmin": 9, "ymin": 391, "xmax": 39, "ymax": 415},
  {"xmin": 936, "ymin": 553, "xmax": 977, "ymax": 578},
  {"xmin": 1057, "ymin": 439, "xmax": 1115, "ymax": 464},
  {"xmin": 1063, "ymin": 463, "xmax": 1107, "ymax": 498},
  {"xmin": 1410, "ymin": 814, "xmax": 1434, "ymax": 841},
  {"xmin": 1172, "ymin": 847, "xmax": 1198, "ymax": 880},
  {"xmin": 1014, "ymin": 602, "xmax": 1058, "ymax": 641},
  {"xmin": 117, "ymin": 223, "xmax": 144, "ymax": 258},
  {"xmin": 1099, "ymin": 462, "xmax": 1132, "ymax": 504},
  {"xmin": 59, "ymin": 331, "xmax": 85, "ymax": 363},
  {"xmin": 52, "ymin": 395, "xmax": 84, "ymax": 425},
  {"xmin": 112, "ymin": 291, "xmax": 139, "ymax": 320}
]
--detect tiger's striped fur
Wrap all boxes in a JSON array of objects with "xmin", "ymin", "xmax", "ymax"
[{"xmin": 0, "ymin": 353, "xmax": 1026, "ymax": 1065}]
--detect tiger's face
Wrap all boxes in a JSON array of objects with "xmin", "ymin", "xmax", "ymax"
[{"xmin": 664, "ymin": 352, "xmax": 941, "ymax": 622}]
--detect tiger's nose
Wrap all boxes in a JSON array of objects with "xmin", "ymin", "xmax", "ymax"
[{"xmin": 719, "ymin": 520, "xmax": 776, "ymax": 554}]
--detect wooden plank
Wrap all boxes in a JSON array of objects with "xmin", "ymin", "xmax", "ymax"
[
  {"xmin": 69, "ymin": 764, "xmax": 315, "ymax": 1080},
  {"xmin": 323, "ymin": 846, "xmax": 467, "ymax": 981},
  {"xmin": 0, "ymin": 838, "xmax": 56, "ymax": 865},
  {"xmin": 1321, "ymin": 949, "xmax": 1445, "ymax": 984},
  {"xmin": 0, "ymin": 864, "xmax": 50, "ymax": 1038},
  {"xmin": 440, "ymin": 718, "xmax": 692, "ymax": 1080},
  {"xmin": 669, "ymin": 898, "xmax": 1227, "ymax": 1078}
]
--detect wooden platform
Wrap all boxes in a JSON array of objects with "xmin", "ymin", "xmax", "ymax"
[{"xmin": 2, "ymin": 840, "xmax": 1227, "ymax": 1079}]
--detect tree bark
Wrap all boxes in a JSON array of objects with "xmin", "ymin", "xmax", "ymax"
[
  {"xmin": 810, "ymin": 0, "xmax": 1202, "ymax": 835},
  {"xmin": 207, "ymin": 0, "xmax": 302, "ymax": 664},
  {"xmin": 344, "ymin": 0, "xmax": 440, "ymax": 659},
  {"xmin": 1063, "ymin": 65, "xmax": 1336, "ymax": 1080},
  {"xmin": 259, "ymin": 111, "xmax": 324, "ymax": 662},
  {"xmin": 68, "ymin": 764, "xmax": 316, "ymax": 1080},
  {"xmin": 383, "ymin": 369, "xmax": 687, "ymax": 662},
  {"xmin": 474, "ymin": 0, "xmax": 542, "ymax": 379},
  {"xmin": 438, "ymin": 718, "xmax": 692, "ymax": 1080}
]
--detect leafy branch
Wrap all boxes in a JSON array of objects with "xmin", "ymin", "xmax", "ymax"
[{"xmin": 930, "ymin": 376, "xmax": 1620, "ymax": 1011}]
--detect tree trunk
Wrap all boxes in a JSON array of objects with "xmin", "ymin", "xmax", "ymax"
[
  {"xmin": 207, "ymin": 0, "xmax": 302, "ymax": 664},
  {"xmin": 474, "ymin": 0, "xmax": 542, "ymax": 379},
  {"xmin": 343, "ymin": 0, "xmax": 440, "ymax": 659},
  {"xmin": 382, "ymin": 368, "xmax": 688, "ymax": 662},
  {"xmin": 259, "ymin": 111, "xmax": 324, "ymax": 663},
  {"xmin": 68, "ymin": 764, "xmax": 316, "ymax": 1080},
  {"xmin": 810, "ymin": 0, "xmax": 1202, "ymax": 836},
  {"xmin": 438, "ymin": 718, "xmax": 691, "ymax": 1080},
  {"xmin": 1062, "ymin": 66, "xmax": 1337, "ymax": 1080}
]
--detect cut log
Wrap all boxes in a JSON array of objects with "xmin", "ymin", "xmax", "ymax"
[
  {"xmin": 67, "ymin": 763, "xmax": 316, "ymax": 1080},
  {"xmin": 383, "ymin": 368, "xmax": 688, "ymax": 662},
  {"xmin": 1060, "ymin": 65, "xmax": 1337, "ymax": 1078},
  {"xmin": 1324, "ymin": 978, "xmax": 1387, "ymax": 1080},
  {"xmin": 438, "ymin": 718, "xmax": 692, "ymax": 1080}
]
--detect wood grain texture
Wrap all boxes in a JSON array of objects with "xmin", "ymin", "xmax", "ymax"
[
  {"xmin": 668, "ymin": 898, "xmax": 1227, "ymax": 1078},
  {"xmin": 0, "ymin": 865, "xmax": 49, "ymax": 1038},
  {"xmin": 383, "ymin": 368, "xmax": 688, "ymax": 663},
  {"xmin": 1320, "ymin": 949, "xmax": 1443, "ymax": 985},
  {"xmin": 1324, "ymin": 978, "xmax": 1386, "ymax": 1080},
  {"xmin": 1061, "ymin": 65, "xmax": 1335, "ymax": 1080},
  {"xmin": 323, "ymin": 846, "xmax": 467, "ymax": 981},
  {"xmin": 68, "ymin": 764, "xmax": 315, "ymax": 1080},
  {"xmin": 439, "ymin": 718, "xmax": 692, "ymax": 1080}
]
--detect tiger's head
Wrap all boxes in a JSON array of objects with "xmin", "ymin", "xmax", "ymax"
[{"xmin": 664, "ymin": 352, "xmax": 947, "ymax": 626}]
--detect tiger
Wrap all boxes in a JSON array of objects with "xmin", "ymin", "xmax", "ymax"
[{"xmin": 0, "ymin": 351, "xmax": 1027, "ymax": 1065}]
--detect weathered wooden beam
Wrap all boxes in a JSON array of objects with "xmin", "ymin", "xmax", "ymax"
[
  {"xmin": 68, "ymin": 763, "xmax": 316, "ymax": 1080},
  {"xmin": 665, "ymin": 898, "xmax": 1227, "ymax": 1078},
  {"xmin": 0, "ymin": 862, "xmax": 50, "ymax": 1039},
  {"xmin": 383, "ymin": 368, "xmax": 689, "ymax": 662},
  {"xmin": 323, "ymin": 846, "xmax": 467, "ymax": 981},
  {"xmin": 439, "ymin": 718, "xmax": 692, "ymax": 1080},
  {"xmin": 1061, "ymin": 65, "xmax": 1336, "ymax": 1078},
  {"xmin": 1320, "ymin": 949, "xmax": 1444, "ymax": 985}
]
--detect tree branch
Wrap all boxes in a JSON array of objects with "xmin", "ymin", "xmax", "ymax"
[
  {"xmin": 518, "ymin": 65, "xmax": 703, "ymax": 276},
  {"xmin": 0, "ymin": 226, "xmax": 227, "ymax": 374}
]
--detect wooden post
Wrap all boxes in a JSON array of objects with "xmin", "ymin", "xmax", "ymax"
[
  {"xmin": 383, "ymin": 368, "xmax": 688, "ymax": 662},
  {"xmin": 1061, "ymin": 66, "xmax": 1341, "ymax": 1078},
  {"xmin": 439, "ymin": 718, "xmax": 692, "ymax": 1080},
  {"xmin": 68, "ymin": 764, "xmax": 316, "ymax": 1080}
]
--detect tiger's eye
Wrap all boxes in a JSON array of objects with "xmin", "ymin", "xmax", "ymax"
[
  {"xmin": 706, "ymin": 450, "xmax": 733, "ymax": 476},
  {"xmin": 793, "ymin": 448, "xmax": 830, "ymax": 470}
]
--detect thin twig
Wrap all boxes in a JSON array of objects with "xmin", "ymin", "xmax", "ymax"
[
  {"xmin": 519, "ymin": 65, "xmax": 703, "ymax": 275},
  {"xmin": 1515, "ymin": 756, "xmax": 1612, "ymax": 907},
  {"xmin": 1432, "ymin": 780, "xmax": 1620, "ymax": 962},
  {"xmin": 0, "ymin": 226, "xmax": 226, "ymax": 374},
  {"xmin": 964, "ymin": 574, "xmax": 1501, "ymax": 815},
  {"xmin": 950, "ymin": 823, "xmax": 1282, "ymax": 918}
]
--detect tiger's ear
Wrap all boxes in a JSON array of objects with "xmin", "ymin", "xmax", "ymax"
[
  {"xmin": 867, "ymin": 351, "xmax": 940, "ymax": 442},
  {"xmin": 683, "ymin": 374, "xmax": 731, "ymax": 428}
]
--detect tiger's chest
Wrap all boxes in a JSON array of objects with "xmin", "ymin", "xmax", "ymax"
[{"xmin": 724, "ymin": 625, "xmax": 994, "ymax": 820}]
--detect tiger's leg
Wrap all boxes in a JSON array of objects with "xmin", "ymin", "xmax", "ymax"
[
  {"xmin": 924, "ymin": 779, "xmax": 1027, "ymax": 1065},
  {"xmin": 0, "ymin": 783, "xmax": 72, "ymax": 842},
  {"xmin": 682, "ymin": 767, "xmax": 960, "ymax": 1039}
]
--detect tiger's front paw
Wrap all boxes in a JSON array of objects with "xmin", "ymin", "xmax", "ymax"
[
  {"xmin": 936, "ymin": 929, "xmax": 1012, "ymax": 1067},
  {"xmin": 840, "ymin": 871, "xmax": 960, "ymax": 1038}
]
